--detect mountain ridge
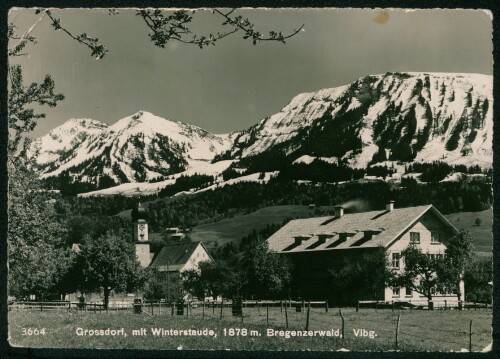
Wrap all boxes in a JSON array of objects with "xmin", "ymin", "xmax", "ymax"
[{"xmin": 28, "ymin": 72, "xmax": 493, "ymax": 195}]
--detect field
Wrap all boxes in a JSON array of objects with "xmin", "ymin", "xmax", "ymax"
[
  {"xmin": 9, "ymin": 306, "xmax": 492, "ymax": 352},
  {"xmin": 184, "ymin": 205, "xmax": 491, "ymax": 254},
  {"xmin": 445, "ymin": 209, "xmax": 493, "ymax": 256},
  {"xmin": 189, "ymin": 205, "xmax": 335, "ymax": 246}
]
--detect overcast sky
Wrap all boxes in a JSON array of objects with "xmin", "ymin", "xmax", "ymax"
[{"xmin": 8, "ymin": 8, "xmax": 493, "ymax": 138}]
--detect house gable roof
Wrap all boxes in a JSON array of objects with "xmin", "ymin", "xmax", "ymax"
[
  {"xmin": 267, "ymin": 205, "xmax": 457, "ymax": 253},
  {"xmin": 150, "ymin": 241, "xmax": 209, "ymax": 271}
]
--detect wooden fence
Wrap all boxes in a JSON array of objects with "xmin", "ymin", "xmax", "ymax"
[
  {"xmin": 356, "ymin": 300, "xmax": 491, "ymax": 311},
  {"xmin": 9, "ymin": 299, "xmax": 490, "ymax": 350},
  {"xmin": 8, "ymin": 299, "xmax": 328, "ymax": 315}
]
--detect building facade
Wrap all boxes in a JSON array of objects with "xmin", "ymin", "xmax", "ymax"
[
  {"xmin": 132, "ymin": 203, "xmax": 212, "ymax": 273},
  {"xmin": 266, "ymin": 202, "xmax": 464, "ymax": 307}
]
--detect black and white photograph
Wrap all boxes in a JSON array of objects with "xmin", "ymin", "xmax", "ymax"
[{"xmin": 5, "ymin": 6, "xmax": 495, "ymax": 353}]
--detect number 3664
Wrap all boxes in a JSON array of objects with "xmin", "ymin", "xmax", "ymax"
[{"xmin": 22, "ymin": 328, "xmax": 47, "ymax": 335}]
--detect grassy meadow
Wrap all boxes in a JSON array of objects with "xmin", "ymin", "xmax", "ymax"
[
  {"xmin": 9, "ymin": 306, "xmax": 492, "ymax": 352},
  {"xmin": 189, "ymin": 205, "xmax": 336, "ymax": 246},
  {"xmin": 445, "ymin": 209, "xmax": 492, "ymax": 256},
  {"xmin": 183, "ymin": 205, "xmax": 492, "ymax": 255}
]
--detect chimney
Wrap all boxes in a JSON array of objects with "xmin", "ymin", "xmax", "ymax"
[
  {"xmin": 386, "ymin": 201, "xmax": 395, "ymax": 212},
  {"xmin": 334, "ymin": 206, "xmax": 344, "ymax": 218}
]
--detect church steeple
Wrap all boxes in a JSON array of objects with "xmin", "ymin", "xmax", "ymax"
[
  {"xmin": 132, "ymin": 202, "xmax": 151, "ymax": 267},
  {"xmin": 132, "ymin": 202, "xmax": 148, "ymax": 242}
]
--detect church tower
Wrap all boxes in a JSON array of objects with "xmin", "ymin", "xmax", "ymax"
[{"xmin": 131, "ymin": 202, "xmax": 151, "ymax": 267}]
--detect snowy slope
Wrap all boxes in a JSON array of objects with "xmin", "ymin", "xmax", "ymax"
[
  {"xmin": 30, "ymin": 111, "xmax": 234, "ymax": 187},
  {"xmin": 28, "ymin": 118, "xmax": 108, "ymax": 171},
  {"xmin": 78, "ymin": 160, "xmax": 234, "ymax": 197},
  {"xmin": 224, "ymin": 72, "xmax": 492, "ymax": 169},
  {"xmin": 30, "ymin": 72, "xmax": 492, "ymax": 196}
]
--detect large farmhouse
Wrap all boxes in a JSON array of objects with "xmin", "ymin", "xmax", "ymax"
[{"xmin": 266, "ymin": 202, "xmax": 463, "ymax": 306}]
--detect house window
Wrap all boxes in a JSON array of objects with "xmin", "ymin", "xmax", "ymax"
[
  {"xmin": 392, "ymin": 253, "xmax": 400, "ymax": 269},
  {"xmin": 405, "ymin": 287, "xmax": 413, "ymax": 296},
  {"xmin": 410, "ymin": 232, "xmax": 420, "ymax": 244},
  {"xmin": 392, "ymin": 287, "xmax": 400, "ymax": 297},
  {"xmin": 431, "ymin": 232, "xmax": 440, "ymax": 243}
]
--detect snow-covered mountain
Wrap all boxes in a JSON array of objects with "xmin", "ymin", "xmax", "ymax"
[
  {"xmin": 29, "ymin": 118, "xmax": 108, "ymax": 171},
  {"xmin": 223, "ymin": 72, "xmax": 492, "ymax": 169},
  {"xmin": 28, "ymin": 111, "xmax": 234, "ymax": 187},
  {"xmin": 29, "ymin": 72, "xmax": 492, "ymax": 195}
]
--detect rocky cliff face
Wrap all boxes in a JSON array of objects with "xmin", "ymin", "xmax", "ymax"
[
  {"xmin": 224, "ymin": 72, "xmax": 492, "ymax": 169},
  {"xmin": 28, "ymin": 111, "xmax": 233, "ymax": 187},
  {"xmin": 29, "ymin": 72, "xmax": 492, "ymax": 192}
]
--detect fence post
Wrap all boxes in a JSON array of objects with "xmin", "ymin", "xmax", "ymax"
[
  {"xmin": 339, "ymin": 309, "xmax": 345, "ymax": 340},
  {"xmin": 257, "ymin": 301, "xmax": 260, "ymax": 314},
  {"xmin": 213, "ymin": 301, "xmax": 215, "ymax": 315},
  {"xmin": 94, "ymin": 303, "xmax": 96, "ymax": 313},
  {"xmin": 220, "ymin": 300, "xmax": 223, "ymax": 319},
  {"xmin": 392, "ymin": 301, "xmax": 394, "ymax": 312},
  {"xmin": 395, "ymin": 313, "xmax": 401, "ymax": 349},
  {"xmin": 203, "ymin": 301, "xmax": 205, "ymax": 319},
  {"xmin": 266, "ymin": 303, "xmax": 269, "ymax": 326},
  {"xmin": 68, "ymin": 301, "xmax": 71, "ymax": 310},
  {"xmin": 469, "ymin": 320, "xmax": 473, "ymax": 352},
  {"xmin": 159, "ymin": 301, "xmax": 161, "ymax": 316},
  {"xmin": 325, "ymin": 300, "xmax": 328, "ymax": 313},
  {"xmin": 40, "ymin": 303, "xmax": 43, "ymax": 312},
  {"xmin": 172, "ymin": 302, "xmax": 175, "ymax": 316},
  {"xmin": 285, "ymin": 300, "xmax": 289, "ymax": 329},
  {"xmin": 445, "ymin": 300, "xmax": 447, "ymax": 310},
  {"xmin": 356, "ymin": 301, "xmax": 359, "ymax": 312},
  {"xmin": 280, "ymin": 301, "xmax": 283, "ymax": 313},
  {"xmin": 306, "ymin": 301, "xmax": 311, "ymax": 331}
]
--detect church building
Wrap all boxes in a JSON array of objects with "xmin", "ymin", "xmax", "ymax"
[{"xmin": 131, "ymin": 203, "xmax": 212, "ymax": 273}]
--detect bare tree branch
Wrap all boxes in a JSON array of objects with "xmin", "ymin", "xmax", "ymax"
[
  {"xmin": 213, "ymin": 8, "xmax": 304, "ymax": 44},
  {"xmin": 44, "ymin": 9, "xmax": 108, "ymax": 59},
  {"xmin": 137, "ymin": 8, "xmax": 304, "ymax": 49}
]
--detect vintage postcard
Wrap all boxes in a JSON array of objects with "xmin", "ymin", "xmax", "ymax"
[{"xmin": 5, "ymin": 6, "xmax": 495, "ymax": 355}]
